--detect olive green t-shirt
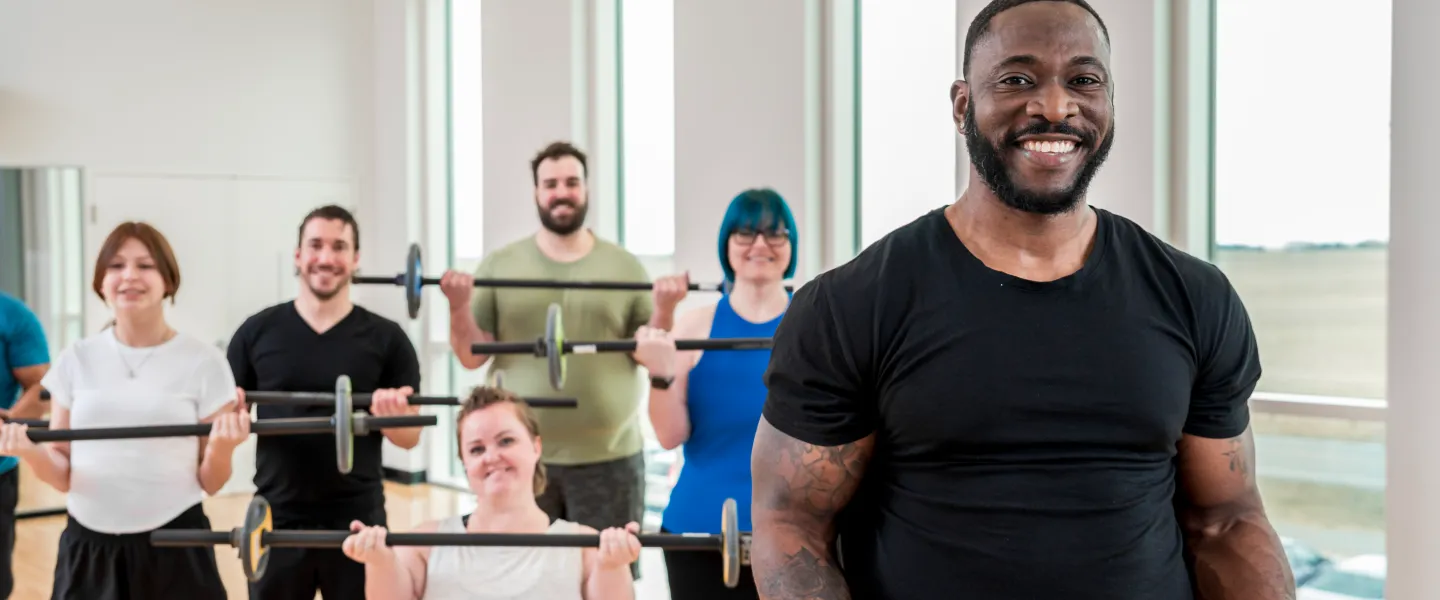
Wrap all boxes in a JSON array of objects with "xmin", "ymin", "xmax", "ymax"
[{"xmin": 470, "ymin": 235, "xmax": 653, "ymax": 465}]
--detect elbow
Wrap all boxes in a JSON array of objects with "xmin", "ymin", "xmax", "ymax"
[
  {"xmin": 1180, "ymin": 502, "xmax": 1268, "ymax": 543},
  {"xmin": 655, "ymin": 433, "xmax": 685, "ymax": 451},
  {"xmin": 649, "ymin": 419, "xmax": 687, "ymax": 450}
]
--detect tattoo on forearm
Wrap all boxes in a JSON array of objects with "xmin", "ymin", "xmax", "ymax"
[{"xmin": 757, "ymin": 547, "xmax": 852, "ymax": 599}]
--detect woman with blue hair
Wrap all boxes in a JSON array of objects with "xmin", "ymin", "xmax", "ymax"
[{"xmin": 634, "ymin": 188, "xmax": 796, "ymax": 599}]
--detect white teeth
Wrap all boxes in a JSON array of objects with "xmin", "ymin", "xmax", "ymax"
[{"xmin": 1023, "ymin": 140, "xmax": 1076, "ymax": 154}]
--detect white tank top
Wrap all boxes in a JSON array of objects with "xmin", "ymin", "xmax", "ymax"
[{"xmin": 423, "ymin": 517, "xmax": 586, "ymax": 600}]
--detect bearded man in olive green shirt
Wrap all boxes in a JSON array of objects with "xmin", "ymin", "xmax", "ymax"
[{"xmin": 443, "ymin": 141, "xmax": 687, "ymax": 579}]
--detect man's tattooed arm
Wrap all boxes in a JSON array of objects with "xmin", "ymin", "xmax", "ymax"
[
  {"xmin": 750, "ymin": 417, "xmax": 875, "ymax": 600},
  {"xmin": 1175, "ymin": 428, "xmax": 1296, "ymax": 600}
]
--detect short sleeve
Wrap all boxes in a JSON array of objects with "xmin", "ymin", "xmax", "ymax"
[
  {"xmin": 381, "ymin": 323, "xmax": 422, "ymax": 391},
  {"xmin": 1183, "ymin": 270, "xmax": 1262, "ymax": 439},
  {"xmin": 196, "ymin": 349, "xmax": 239, "ymax": 420},
  {"xmin": 4, "ymin": 301, "xmax": 50, "ymax": 369},
  {"xmin": 39, "ymin": 347, "xmax": 75, "ymax": 410},
  {"xmin": 627, "ymin": 261, "xmax": 655, "ymax": 336},
  {"xmin": 226, "ymin": 319, "xmax": 257, "ymax": 391},
  {"xmin": 761, "ymin": 278, "xmax": 879, "ymax": 447},
  {"xmin": 470, "ymin": 257, "xmax": 498, "ymax": 334}
]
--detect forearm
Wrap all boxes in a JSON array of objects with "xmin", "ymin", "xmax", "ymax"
[
  {"xmin": 751, "ymin": 514, "xmax": 849, "ymax": 600},
  {"xmin": 22, "ymin": 446, "xmax": 71, "ymax": 493},
  {"xmin": 646, "ymin": 388, "xmax": 690, "ymax": 450},
  {"xmin": 647, "ymin": 307, "xmax": 676, "ymax": 331},
  {"xmin": 448, "ymin": 306, "xmax": 491, "ymax": 370},
  {"xmin": 1187, "ymin": 511, "xmax": 1295, "ymax": 600},
  {"xmin": 364, "ymin": 559, "xmax": 418, "ymax": 600},
  {"xmin": 383, "ymin": 427, "xmax": 423, "ymax": 450},
  {"xmin": 9, "ymin": 386, "xmax": 46, "ymax": 419},
  {"xmin": 197, "ymin": 444, "xmax": 234, "ymax": 495},
  {"xmin": 584, "ymin": 564, "xmax": 636, "ymax": 600}
]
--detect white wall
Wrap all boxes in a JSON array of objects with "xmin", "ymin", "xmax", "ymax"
[
  {"xmin": 0, "ymin": 0, "xmax": 433, "ymax": 491},
  {"xmin": 673, "ymin": 0, "xmax": 814, "ymax": 286}
]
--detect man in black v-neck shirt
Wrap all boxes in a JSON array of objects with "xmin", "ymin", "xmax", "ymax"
[
  {"xmin": 750, "ymin": 2, "xmax": 1294, "ymax": 599},
  {"xmin": 228, "ymin": 205, "xmax": 422, "ymax": 600}
]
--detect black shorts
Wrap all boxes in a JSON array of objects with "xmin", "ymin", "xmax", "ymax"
[
  {"xmin": 51, "ymin": 503, "xmax": 228, "ymax": 600},
  {"xmin": 246, "ymin": 508, "xmax": 386, "ymax": 600},
  {"xmin": 0, "ymin": 468, "xmax": 17, "ymax": 599},
  {"xmin": 662, "ymin": 527, "xmax": 759, "ymax": 600},
  {"xmin": 535, "ymin": 452, "xmax": 647, "ymax": 580}
]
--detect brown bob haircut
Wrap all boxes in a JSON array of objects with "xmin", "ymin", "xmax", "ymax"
[
  {"xmin": 455, "ymin": 386, "xmax": 548, "ymax": 496},
  {"xmin": 92, "ymin": 222, "xmax": 182, "ymax": 304}
]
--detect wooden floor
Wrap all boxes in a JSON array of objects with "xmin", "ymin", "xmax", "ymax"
[{"xmin": 12, "ymin": 466, "xmax": 674, "ymax": 599}]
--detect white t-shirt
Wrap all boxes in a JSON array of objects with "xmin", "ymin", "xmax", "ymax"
[{"xmin": 40, "ymin": 328, "xmax": 236, "ymax": 533}]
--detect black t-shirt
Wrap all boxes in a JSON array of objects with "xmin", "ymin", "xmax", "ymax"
[
  {"xmin": 227, "ymin": 302, "xmax": 421, "ymax": 525},
  {"xmin": 762, "ymin": 207, "xmax": 1261, "ymax": 600}
]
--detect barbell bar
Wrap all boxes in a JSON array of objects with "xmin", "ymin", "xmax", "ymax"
[
  {"xmin": 17, "ymin": 376, "xmax": 435, "ymax": 475},
  {"xmin": 470, "ymin": 303, "xmax": 772, "ymax": 390},
  {"xmin": 39, "ymin": 374, "xmax": 579, "ymax": 411},
  {"xmin": 151, "ymin": 494, "xmax": 751, "ymax": 588},
  {"xmin": 351, "ymin": 242, "xmax": 794, "ymax": 318}
]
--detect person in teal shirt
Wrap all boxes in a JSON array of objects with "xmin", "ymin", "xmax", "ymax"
[{"xmin": 0, "ymin": 291, "xmax": 50, "ymax": 598}]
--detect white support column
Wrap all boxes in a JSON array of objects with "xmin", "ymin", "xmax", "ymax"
[
  {"xmin": 1386, "ymin": 0, "xmax": 1437, "ymax": 595},
  {"xmin": 673, "ymin": 0, "xmax": 819, "ymax": 284}
]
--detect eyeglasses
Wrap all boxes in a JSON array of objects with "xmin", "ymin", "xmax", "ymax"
[{"xmin": 730, "ymin": 228, "xmax": 790, "ymax": 247}]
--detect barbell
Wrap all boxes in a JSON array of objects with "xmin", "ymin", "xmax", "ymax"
[
  {"xmin": 245, "ymin": 374, "xmax": 578, "ymax": 410},
  {"xmin": 351, "ymin": 242, "xmax": 793, "ymax": 319},
  {"xmin": 38, "ymin": 374, "xmax": 579, "ymax": 411},
  {"xmin": 16, "ymin": 376, "xmax": 435, "ymax": 475},
  {"xmin": 470, "ymin": 303, "xmax": 772, "ymax": 390},
  {"xmin": 151, "ymin": 494, "xmax": 752, "ymax": 588}
]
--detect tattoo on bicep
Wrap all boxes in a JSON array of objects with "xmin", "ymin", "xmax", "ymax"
[
  {"xmin": 762, "ymin": 436, "xmax": 873, "ymax": 519},
  {"xmin": 1222, "ymin": 437, "xmax": 1248, "ymax": 476}
]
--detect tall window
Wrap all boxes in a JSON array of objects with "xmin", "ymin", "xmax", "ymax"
[
  {"xmin": 431, "ymin": 0, "xmax": 486, "ymax": 487},
  {"xmin": 1214, "ymin": 0, "xmax": 1390, "ymax": 563},
  {"xmin": 619, "ymin": 0, "xmax": 675, "ymax": 256},
  {"xmin": 857, "ymin": 0, "xmax": 957, "ymax": 248}
]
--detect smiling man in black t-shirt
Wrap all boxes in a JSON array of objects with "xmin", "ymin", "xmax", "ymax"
[
  {"xmin": 228, "ymin": 205, "xmax": 423, "ymax": 600},
  {"xmin": 749, "ymin": 1, "xmax": 1295, "ymax": 599}
]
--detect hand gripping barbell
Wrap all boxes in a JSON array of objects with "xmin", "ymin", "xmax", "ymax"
[
  {"xmin": 469, "ymin": 303, "xmax": 773, "ymax": 390},
  {"xmin": 151, "ymin": 494, "xmax": 752, "ymax": 588},
  {"xmin": 18, "ymin": 376, "xmax": 435, "ymax": 475},
  {"xmin": 351, "ymin": 242, "xmax": 794, "ymax": 319}
]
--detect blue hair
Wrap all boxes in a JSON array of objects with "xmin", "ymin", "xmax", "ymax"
[{"xmin": 717, "ymin": 188, "xmax": 798, "ymax": 283}]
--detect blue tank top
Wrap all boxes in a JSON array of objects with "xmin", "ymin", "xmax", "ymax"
[{"xmin": 661, "ymin": 294, "xmax": 786, "ymax": 535}]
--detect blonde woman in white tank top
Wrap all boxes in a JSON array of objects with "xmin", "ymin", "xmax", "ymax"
[{"xmin": 341, "ymin": 387, "xmax": 642, "ymax": 600}]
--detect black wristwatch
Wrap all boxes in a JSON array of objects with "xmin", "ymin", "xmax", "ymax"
[{"xmin": 650, "ymin": 375, "xmax": 676, "ymax": 390}]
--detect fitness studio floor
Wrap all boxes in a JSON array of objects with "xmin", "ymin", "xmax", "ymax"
[{"xmin": 12, "ymin": 465, "xmax": 676, "ymax": 599}]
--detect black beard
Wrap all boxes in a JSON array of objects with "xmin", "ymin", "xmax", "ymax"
[
  {"xmin": 963, "ymin": 107, "xmax": 1114, "ymax": 215},
  {"xmin": 537, "ymin": 199, "xmax": 588, "ymax": 235}
]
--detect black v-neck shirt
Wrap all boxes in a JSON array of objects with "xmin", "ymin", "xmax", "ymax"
[
  {"xmin": 227, "ymin": 301, "xmax": 421, "ymax": 525},
  {"xmin": 762, "ymin": 206, "xmax": 1261, "ymax": 599}
]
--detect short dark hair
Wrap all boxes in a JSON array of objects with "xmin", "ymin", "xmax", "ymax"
[
  {"xmin": 962, "ymin": 0, "xmax": 1110, "ymax": 78},
  {"xmin": 297, "ymin": 204, "xmax": 360, "ymax": 252},
  {"xmin": 529, "ymin": 141, "xmax": 588, "ymax": 186}
]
